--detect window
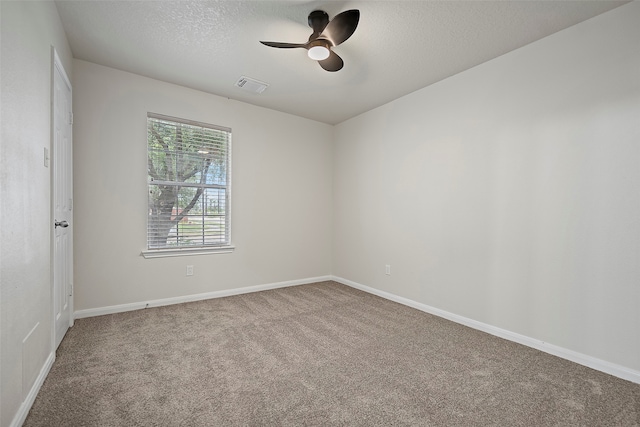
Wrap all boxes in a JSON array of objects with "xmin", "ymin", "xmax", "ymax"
[{"xmin": 146, "ymin": 113, "xmax": 232, "ymax": 254}]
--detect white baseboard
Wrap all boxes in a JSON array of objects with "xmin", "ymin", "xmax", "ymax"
[
  {"xmin": 332, "ymin": 275, "xmax": 640, "ymax": 385},
  {"xmin": 74, "ymin": 275, "xmax": 332, "ymax": 319},
  {"xmin": 10, "ymin": 351, "xmax": 55, "ymax": 427}
]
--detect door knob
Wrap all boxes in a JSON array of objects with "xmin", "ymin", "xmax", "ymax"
[{"xmin": 55, "ymin": 220, "xmax": 69, "ymax": 228}]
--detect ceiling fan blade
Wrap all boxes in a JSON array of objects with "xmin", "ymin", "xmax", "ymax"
[
  {"xmin": 320, "ymin": 9, "xmax": 359, "ymax": 47},
  {"xmin": 308, "ymin": 10, "xmax": 330, "ymax": 40},
  {"xmin": 318, "ymin": 50, "xmax": 344, "ymax": 72},
  {"xmin": 260, "ymin": 41, "xmax": 307, "ymax": 49}
]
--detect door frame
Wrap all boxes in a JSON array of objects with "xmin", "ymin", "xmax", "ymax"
[{"xmin": 51, "ymin": 47, "xmax": 74, "ymax": 352}]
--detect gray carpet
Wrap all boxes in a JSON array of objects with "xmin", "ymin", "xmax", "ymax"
[{"xmin": 25, "ymin": 281, "xmax": 640, "ymax": 426}]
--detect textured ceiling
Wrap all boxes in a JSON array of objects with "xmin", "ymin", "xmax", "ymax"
[{"xmin": 55, "ymin": 1, "xmax": 627, "ymax": 125}]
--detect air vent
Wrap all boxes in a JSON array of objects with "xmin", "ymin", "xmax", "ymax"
[{"xmin": 235, "ymin": 76, "xmax": 269, "ymax": 94}]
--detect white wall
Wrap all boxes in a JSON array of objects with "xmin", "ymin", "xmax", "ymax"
[
  {"xmin": 72, "ymin": 60, "xmax": 333, "ymax": 311},
  {"xmin": 333, "ymin": 2, "xmax": 640, "ymax": 373},
  {"xmin": 0, "ymin": 2, "xmax": 73, "ymax": 426}
]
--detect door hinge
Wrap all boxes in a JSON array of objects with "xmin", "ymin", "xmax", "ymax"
[
  {"xmin": 69, "ymin": 282, "xmax": 73, "ymax": 297},
  {"xmin": 69, "ymin": 112, "xmax": 74, "ymax": 125}
]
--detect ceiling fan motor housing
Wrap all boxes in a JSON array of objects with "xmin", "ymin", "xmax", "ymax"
[{"xmin": 308, "ymin": 39, "xmax": 331, "ymax": 49}]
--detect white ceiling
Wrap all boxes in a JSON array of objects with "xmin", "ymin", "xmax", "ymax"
[{"xmin": 55, "ymin": 1, "xmax": 627, "ymax": 125}]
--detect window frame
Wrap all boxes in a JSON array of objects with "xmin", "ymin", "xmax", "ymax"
[{"xmin": 141, "ymin": 113, "xmax": 234, "ymax": 258}]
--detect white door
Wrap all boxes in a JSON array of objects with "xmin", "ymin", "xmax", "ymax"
[{"xmin": 53, "ymin": 51, "xmax": 73, "ymax": 349}]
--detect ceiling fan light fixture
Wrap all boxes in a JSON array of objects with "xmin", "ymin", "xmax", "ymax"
[
  {"xmin": 260, "ymin": 9, "xmax": 359, "ymax": 72},
  {"xmin": 308, "ymin": 45, "xmax": 330, "ymax": 61}
]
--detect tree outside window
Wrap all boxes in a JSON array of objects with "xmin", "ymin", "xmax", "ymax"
[{"xmin": 147, "ymin": 114, "xmax": 231, "ymax": 250}]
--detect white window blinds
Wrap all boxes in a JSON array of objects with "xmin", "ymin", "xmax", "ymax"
[{"xmin": 147, "ymin": 113, "xmax": 231, "ymax": 250}]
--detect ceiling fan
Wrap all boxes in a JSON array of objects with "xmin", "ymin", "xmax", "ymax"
[{"xmin": 260, "ymin": 9, "xmax": 360, "ymax": 72}]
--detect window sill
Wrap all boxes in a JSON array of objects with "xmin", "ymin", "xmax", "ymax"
[{"xmin": 141, "ymin": 246, "xmax": 235, "ymax": 259}]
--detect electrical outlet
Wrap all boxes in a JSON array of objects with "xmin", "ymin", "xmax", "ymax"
[
  {"xmin": 385, "ymin": 265, "xmax": 391, "ymax": 275},
  {"xmin": 186, "ymin": 265, "xmax": 194, "ymax": 276}
]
